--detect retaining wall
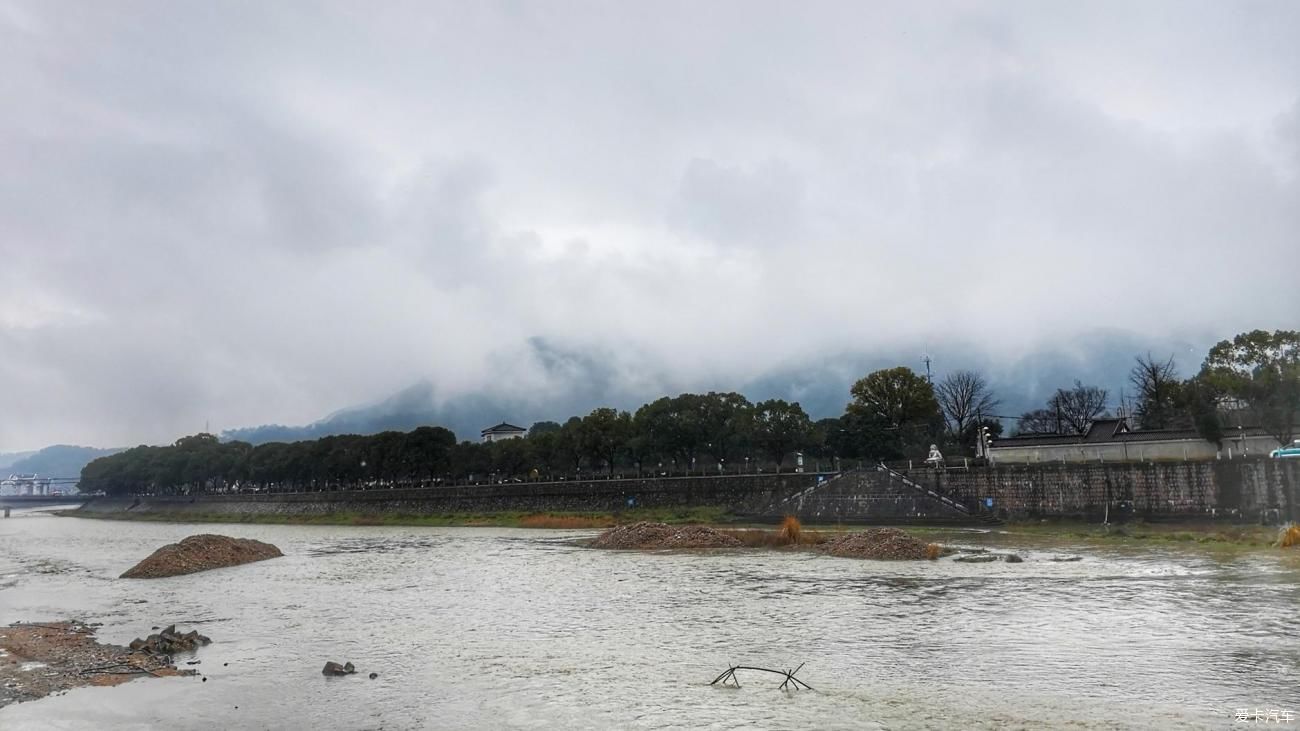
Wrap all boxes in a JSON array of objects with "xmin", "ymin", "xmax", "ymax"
[
  {"xmin": 77, "ymin": 473, "xmax": 827, "ymax": 518},
  {"xmin": 74, "ymin": 460, "xmax": 1300, "ymax": 523},
  {"xmin": 913, "ymin": 460, "xmax": 1299, "ymax": 521}
]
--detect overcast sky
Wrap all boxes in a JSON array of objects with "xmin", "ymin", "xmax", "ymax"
[{"xmin": 2, "ymin": 1, "xmax": 1298, "ymax": 450}]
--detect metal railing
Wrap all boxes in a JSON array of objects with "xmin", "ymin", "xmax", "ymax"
[{"xmin": 874, "ymin": 463, "xmax": 973, "ymax": 515}]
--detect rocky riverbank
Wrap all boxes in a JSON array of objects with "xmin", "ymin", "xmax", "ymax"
[
  {"xmin": 0, "ymin": 621, "xmax": 197, "ymax": 708},
  {"xmin": 121, "ymin": 534, "xmax": 283, "ymax": 578}
]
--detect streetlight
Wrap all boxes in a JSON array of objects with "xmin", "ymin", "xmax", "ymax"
[{"xmin": 979, "ymin": 426, "xmax": 995, "ymax": 464}]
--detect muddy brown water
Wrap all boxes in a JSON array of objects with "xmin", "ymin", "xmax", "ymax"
[{"xmin": 1, "ymin": 508, "xmax": 1298, "ymax": 729}]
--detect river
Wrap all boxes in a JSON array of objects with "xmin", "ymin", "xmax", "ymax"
[{"xmin": 2, "ymin": 508, "xmax": 1298, "ymax": 729}]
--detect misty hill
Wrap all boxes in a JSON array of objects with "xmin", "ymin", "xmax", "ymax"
[
  {"xmin": 5, "ymin": 445, "xmax": 124, "ymax": 479},
  {"xmin": 222, "ymin": 330, "xmax": 1213, "ymax": 445},
  {"xmin": 0, "ymin": 451, "xmax": 36, "ymax": 471},
  {"xmin": 223, "ymin": 382, "xmax": 540, "ymax": 445}
]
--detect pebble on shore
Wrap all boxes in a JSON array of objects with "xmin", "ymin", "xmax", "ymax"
[{"xmin": 0, "ymin": 621, "xmax": 197, "ymax": 708}]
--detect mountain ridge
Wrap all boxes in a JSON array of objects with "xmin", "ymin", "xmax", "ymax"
[{"xmin": 220, "ymin": 331, "xmax": 1212, "ymax": 444}]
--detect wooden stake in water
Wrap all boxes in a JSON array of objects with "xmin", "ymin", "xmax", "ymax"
[{"xmin": 710, "ymin": 663, "xmax": 813, "ymax": 690}]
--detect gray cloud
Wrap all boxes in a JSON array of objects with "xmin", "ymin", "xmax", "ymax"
[
  {"xmin": 2, "ymin": 0, "xmax": 1298, "ymax": 449},
  {"xmin": 669, "ymin": 158, "xmax": 805, "ymax": 247}
]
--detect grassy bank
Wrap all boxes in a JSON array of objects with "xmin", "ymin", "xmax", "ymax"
[
  {"xmin": 963, "ymin": 521, "xmax": 1290, "ymax": 548},
  {"xmin": 62, "ymin": 506, "xmax": 731, "ymax": 529},
  {"xmin": 62, "ymin": 508, "xmax": 1296, "ymax": 547}
]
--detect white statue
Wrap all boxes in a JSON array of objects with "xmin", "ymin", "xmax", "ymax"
[{"xmin": 925, "ymin": 444, "xmax": 944, "ymax": 467}]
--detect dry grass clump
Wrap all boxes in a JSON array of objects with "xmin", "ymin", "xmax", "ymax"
[
  {"xmin": 779, "ymin": 516, "xmax": 803, "ymax": 545},
  {"xmin": 1279, "ymin": 524, "xmax": 1300, "ymax": 548},
  {"xmin": 925, "ymin": 543, "xmax": 943, "ymax": 560},
  {"xmin": 518, "ymin": 514, "xmax": 615, "ymax": 529}
]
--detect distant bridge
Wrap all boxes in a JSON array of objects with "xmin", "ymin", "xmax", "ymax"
[
  {"xmin": 2, "ymin": 493, "xmax": 85, "ymax": 501},
  {"xmin": 0, "ymin": 487, "xmax": 86, "ymax": 510}
]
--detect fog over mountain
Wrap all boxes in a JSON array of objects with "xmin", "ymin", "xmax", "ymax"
[
  {"xmin": 1, "ymin": 445, "xmax": 123, "ymax": 479},
  {"xmin": 223, "ymin": 330, "xmax": 1209, "ymax": 444},
  {"xmin": 3, "ymin": 2, "xmax": 1298, "ymax": 451}
]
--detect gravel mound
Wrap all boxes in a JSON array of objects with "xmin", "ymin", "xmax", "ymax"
[
  {"xmin": 590, "ymin": 522, "xmax": 742, "ymax": 549},
  {"xmin": 818, "ymin": 528, "xmax": 932, "ymax": 560},
  {"xmin": 121, "ymin": 534, "xmax": 283, "ymax": 578}
]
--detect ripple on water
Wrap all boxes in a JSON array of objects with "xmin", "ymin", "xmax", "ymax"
[{"xmin": 1, "ymin": 517, "xmax": 1298, "ymax": 730}]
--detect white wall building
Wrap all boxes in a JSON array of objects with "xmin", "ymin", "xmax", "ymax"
[
  {"xmin": 989, "ymin": 418, "xmax": 1291, "ymax": 463},
  {"xmin": 480, "ymin": 422, "xmax": 527, "ymax": 443}
]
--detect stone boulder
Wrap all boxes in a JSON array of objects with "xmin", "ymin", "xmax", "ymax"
[
  {"xmin": 323, "ymin": 661, "xmax": 357, "ymax": 676},
  {"xmin": 121, "ymin": 534, "xmax": 283, "ymax": 579},
  {"xmin": 953, "ymin": 554, "xmax": 999, "ymax": 563},
  {"xmin": 129, "ymin": 625, "xmax": 212, "ymax": 655}
]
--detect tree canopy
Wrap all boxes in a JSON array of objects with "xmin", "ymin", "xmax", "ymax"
[
  {"xmin": 80, "ymin": 329, "xmax": 1297, "ymax": 496},
  {"xmin": 1201, "ymin": 329, "xmax": 1300, "ymax": 446}
]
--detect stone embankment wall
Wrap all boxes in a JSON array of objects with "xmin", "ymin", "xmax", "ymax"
[
  {"xmin": 912, "ymin": 459, "xmax": 1299, "ymax": 522},
  {"xmin": 74, "ymin": 460, "xmax": 1300, "ymax": 523},
  {"xmin": 774, "ymin": 471, "xmax": 973, "ymax": 524},
  {"xmin": 77, "ymin": 473, "xmax": 827, "ymax": 519}
]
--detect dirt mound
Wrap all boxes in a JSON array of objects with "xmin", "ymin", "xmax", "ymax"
[
  {"xmin": 818, "ymin": 528, "xmax": 933, "ymax": 560},
  {"xmin": 121, "ymin": 534, "xmax": 283, "ymax": 578},
  {"xmin": 591, "ymin": 522, "xmax": 743, "ymax": 549}
]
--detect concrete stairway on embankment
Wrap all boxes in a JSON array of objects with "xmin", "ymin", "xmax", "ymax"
[{"xmin": 762, "ymin": 465, "xmax": 998, "ymax": 525}]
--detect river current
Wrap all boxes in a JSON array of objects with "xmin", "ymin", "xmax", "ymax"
[{"xmin": 1, "ymin": 508, "xmax": 1298, "ymax": 730}]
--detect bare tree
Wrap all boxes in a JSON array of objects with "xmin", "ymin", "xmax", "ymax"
[
  {"xmin": 936, "ymin": 370, "xmax": 1000, "ymax": 437},
  {"xmin": 1015, "ymin": 408, "xmax": 1059, "ymax": 435},
  {"xmin": 1049, "ymin": 381, "xmax": 1110, "ymax": 435},
  {"xmin": 1129, "ymin": 353, "xmax": 1182, "ymax": 430}
]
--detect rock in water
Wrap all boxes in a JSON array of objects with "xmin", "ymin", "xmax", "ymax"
[
  {"xmin": 128, "ymin": 625, "xmax": 212, "ymax": 655},
  {"xmin": 322, "ymin": 661, "xmax": 357, "ymax": 676},
  {"xmin": 953, "ymin": 554, "xmax": 999, "ymax": 563},
  {"xmin": 120, "ymin": 535, "xmax": 283, "ymax": 579}
]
